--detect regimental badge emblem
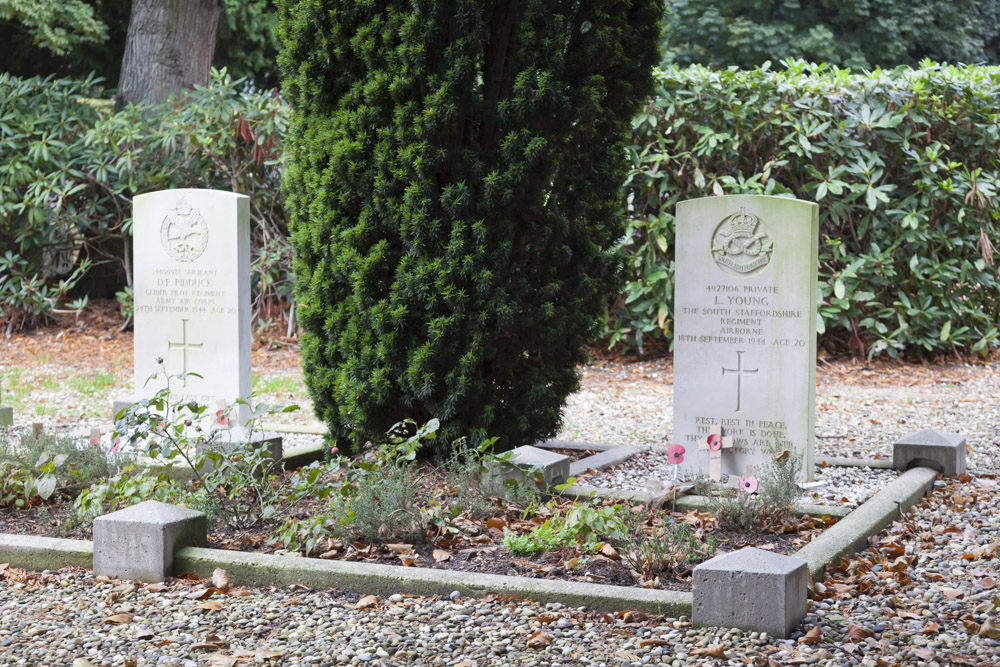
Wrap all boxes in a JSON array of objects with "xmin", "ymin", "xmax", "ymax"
[
  {"xmin": 160, "ymin": 199, "xmax": 209, "ymax": 262},
  {"xmin": 711, "ymin": 207, "xmax": 773, "ymax": 276}
]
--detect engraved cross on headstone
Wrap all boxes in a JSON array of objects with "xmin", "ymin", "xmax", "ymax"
[
  {"xmin": 722, "ymin": 350, "xmax": 758, "ymax": 412},
  {"xmin": 167, "ymin": 319, "xmax": 203, "ymax": 387}
]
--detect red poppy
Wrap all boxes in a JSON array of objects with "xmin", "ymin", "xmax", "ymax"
[
  {"xmin": 740, "ymin": 476, "xmax": 758, "ymax": 494},
  {"xmin": 215, "ymin": 410, "xmax": 229, "ymax": 426},
  {"xmin": 707, "ymin": 433, "xmax": 722, "ymax": 451},
  {"xmin": 667, "ymin": 444, "xmax": 685, "ymax": 464}
]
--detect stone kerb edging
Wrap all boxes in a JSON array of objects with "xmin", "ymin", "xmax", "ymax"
[
  {"xmin": 172, "ymin": 547, "xmax": 692, "ymax": 615},
  {"xmin": 793, "ymin": 465, "xmax": 938, "ymax": 582},
  {"xmin": 0, "ymin": 533, "xmax": 94, "ymax": 570}
]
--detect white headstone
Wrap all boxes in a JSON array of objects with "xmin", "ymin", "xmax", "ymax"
[
  {"xmin": 132, "ymin": 189, "xmax": 251, "ymax": 426},
  {"xmin": 672, "ymin": 195, "xmax": 818, "ymax": 481}
]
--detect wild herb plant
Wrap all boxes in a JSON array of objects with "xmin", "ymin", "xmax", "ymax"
[
  {"xmin": 706, "ymin": 443, "xmax": 802, "ymax": 532},
  {"xmin": 616, "ymin": 507, "xmax": 718, "ymax": 581}
]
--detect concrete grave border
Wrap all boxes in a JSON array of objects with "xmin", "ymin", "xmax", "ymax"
[{"xmin": 0, "ymin": 425, "xmax": 945, "ymax": 631}]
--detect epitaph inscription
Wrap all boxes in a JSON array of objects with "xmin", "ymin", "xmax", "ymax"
[{"xmin": 673, "ymin": 195, "xmax": 818, "ymax": 481}]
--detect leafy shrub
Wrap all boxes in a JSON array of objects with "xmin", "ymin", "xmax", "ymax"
[
  {"xmin": 0, "ymin": 70, "xmax": 292, "ymax": 333},
  {"xmin": 73, "ymin": 466, "xmax": 194, "ymax": 520},
  {"xmin": 277, "ymin": 0, "xmax": 664, "ymax": 454},
  {"xmin": 615, "ymin": 61, "xmax": 1000, "ymax": 358},
  {"xmin": 112, "ymin": 364, "xmax": 299, "ymax": 530},
  {"xmin": 503, "ymin": 501, "xmax": 626, "ymax": 556}
]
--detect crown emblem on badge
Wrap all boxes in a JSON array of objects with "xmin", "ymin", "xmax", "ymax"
[{"xmin": 728, "ymin": 207, "xmax": 757, "ymax": 234}]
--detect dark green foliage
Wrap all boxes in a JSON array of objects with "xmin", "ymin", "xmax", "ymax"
[
  {"xmin": 0, "ymin": 0, "xmax": 107, "ymax": 56},
  {"xmin": 0, "ymin": 0, "xmax": 278, "ymax": 90},
  {"xmin": 278, "ymin": 0, "xmax": 663, "ymax": 454},
  {"xmin": 660, "ymin": 0, "xmax": 1000, "ymax": 70},
  {"xmin": 614, "ymin": 62, "xmax": 1000, "ymax": 358},
  {"xmin": 0, "ymin": 71, "xmax": 291, "ymax": 331},
  {"xmin": 215, "ymin": 0, "xmax": 281, "ymax": 89}
]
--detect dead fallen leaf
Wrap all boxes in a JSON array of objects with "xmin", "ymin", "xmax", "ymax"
[
  {"xmin": 385, "ymin": 543, "xmax": 413, "ymax": 554},
  {"xmin": 600, "ymin": 543, "xmax": 618, "ymax": 559},
  {"xmin": 975, "ymin": 577, "xmax": 996, "ymax": 590},
  {"xmin": 133, "ymin": 626, "xmax": 155, "ymax": 640},
  {"xmin": 103, "ymin": 613, "xmax": 134, "ymax": 625},
  {"xmin": 486, "ymin": 517, "xmax": 507, "ymax": 532},
  {"xmin": 354, "ymin": 594, "xmax": 378, "ymax": 610},
  {"xmin": 197, "ymin": 599, "xmax": 224, "ymax": 611},
  {"xmin": 251, "ymin": 647, "xmax": 287, "ymax": 660},
  {"xmin": 526, "ymin": 631, "xmax": 552, "ymax": 649},
  {"xmin": 921, "ymin": 621, "xmax": 939, "ymax": 634},
  {"xmin": 432, "ymin": 549, "xmax": 451, "ymax": 563},
  {"xmin": 942, "ymin": 587, "xmax": 965, "ymax": 599},
  {"xmin": 191, "ymin": 634, "xmax": 229, "ymax": 651},
  {"xmin": 799, "ymin": 627, "xmax": 822, "ymax": 644},
  {"xmin": 143, "ymin": 582, "xmax": 167, "ymax": 593},
  {"xmin": 847, "ymin": 624, "xmax": 874, "ymax": 642},
  {"xmin": 537, "ymin": 612, "xmax": 559, "ymax": 623},
  {"xmin": 186, "ymin": 587, "xmax": 218, "ymax": 600},
  {"xmin": 691, "ymin": 644, "xmax": 726, "ymax": 659},
  {"xmin": 205, "ymin": 654, "xmax": 237, "ymax": 667},
  {"xmin": 211, "ymin": 568, "xmax": 230, "ymax": 593},
  {"xmin": 639, "ymin": 638, "xmax": 670, "ymax": 648},
  {"xmin": 979, "ymin": 618, "xmax": 1000, "ymax": 640},
  {"xmin": 912, "ymin": 647, "xmax": 934, "ymax": 660}
]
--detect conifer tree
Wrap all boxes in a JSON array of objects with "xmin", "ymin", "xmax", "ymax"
[{"xmin": 278, "ymin": 0, "xmax": 662, "ymax": 454}]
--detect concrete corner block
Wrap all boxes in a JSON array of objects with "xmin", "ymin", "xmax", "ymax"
[
  {"xmin": 693, "ymin": 547, "xmax": 808, "ymax": 638},
  {"xmin": 485, "ymin": 445, "xmax": 570, "ymax": 494},
  {"xmin": 93, "ymin": 500, "xmax": 207, "ymax": 582},
  {"xmin": 893, "ymin": 428, "xmax": 966, "ymax": 475},
  {"xmin": 0, "ymin": 406, "xmax": 12, "ymax": 427}
]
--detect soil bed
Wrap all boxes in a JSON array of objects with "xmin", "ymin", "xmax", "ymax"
[{"xmin": 0, "ymin": 460, "xmax": 832, "ymax": 593}]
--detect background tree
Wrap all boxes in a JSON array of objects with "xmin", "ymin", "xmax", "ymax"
[
  {"xmin": 661, "ymin": 0, "xmax": 1000, "ymax": 69},
  {"xmin": 278, "ymin": 0, "xmax": 663, "ymax": 454},
  {"xmin": 115, "ymin": 0, "xmax": 223, "ymax": 109}
]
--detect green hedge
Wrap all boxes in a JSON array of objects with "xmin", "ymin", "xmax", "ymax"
[
  {"xmin": 0, "ymin": 70, "xmax": 291, "ymax": 332},
  {"xmin": 614, "ymin": 61, "xmax": 1000, "ymax": 358}
]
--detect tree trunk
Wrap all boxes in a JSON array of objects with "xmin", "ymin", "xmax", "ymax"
[{"xmin": 115, "ymin": 0, "xmax": 222, "ymax": 110}]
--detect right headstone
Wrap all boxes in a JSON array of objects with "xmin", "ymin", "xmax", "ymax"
[{"xmin": 673, "ymin": 195, "xmax": 818, "ymax": 482}]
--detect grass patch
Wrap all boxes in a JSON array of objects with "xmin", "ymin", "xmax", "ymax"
[
  {"xmin": 252, "ymin": 374, "xmax": 305, "ymax": 396},
  {"xmin": 68, "ymin": 371, "xmax": 116, "ymax": 397}
]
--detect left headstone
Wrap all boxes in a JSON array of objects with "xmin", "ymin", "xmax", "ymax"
[{"xmin": 131, "ymin": 189, "xmax": 251, "ymax": 425}]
